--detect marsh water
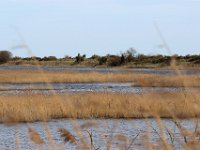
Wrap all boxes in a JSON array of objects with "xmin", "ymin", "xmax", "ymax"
[
  {"xmin": 0, "ymin": 83, "xmax": 199, "ymax": 94},
  {"xmin": 0, "ymin": 119, "xmax": 198, "ymax": 150},
  {"xmin": 1, "ymin": 65, "xmax": 200, "ymax": 75},
  {"xmin": 0, "ymin": 66, "xmax": 199, "ymax": 149}
]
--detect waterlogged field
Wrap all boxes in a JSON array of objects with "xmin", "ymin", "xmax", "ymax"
[{"xmin": 0, "ymin": 66, "xmax": 200, "ymax": 149}]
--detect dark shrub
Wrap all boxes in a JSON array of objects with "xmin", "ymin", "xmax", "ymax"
[
  {"xmin": 31, "ymin": 56, "xmax": 42, "ymax": 61},
  {"xmin": 120, "ymin": 54, "xmax": 126, "ymax": 65},
  {"xmin": 187, "ymin": 55, "xmax": 200, "ymax": 63},
  {"xmin": 89, "ymin": 55, "xmax": 100, "ymax": 60},
  {"xmin": 108, "ymin": 56, "xmax": 121, "ymax": 66},
  {"xmin": 41, "ymin": 56, "xmax": 57, "ymax": 61},
  {"xmin": 12, "ymin": 56, "xmax": 21, "ymax": 61},
  {"xmin": 121, "ymin": 47, "xmax": 137, "ymax": 62},
  {"xmin": 98, "ymin": 56, "xmax": 107, "ymax": 65},
  {"xmin": 41, "ymin": 57, "xmax": 48, "ymax": 61},
  {"xmin": 64, "ymin": 55, "xmax": 72, "ymax": 59},
  {"xmin": 22, "ymin": 57, "xmax": 31, "ymax": 61},
  {"xmin": 0, "ymin": 50, "xmax": 12, "ymax": 64},
  {"xmin": 75, "ymin": 53, "xmax": 86, "ymax": 63},
  {"xmin": 47, "ymin": 56, "xmax": 57, "ymax": 61}
]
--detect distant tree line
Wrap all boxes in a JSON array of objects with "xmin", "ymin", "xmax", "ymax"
[{"xmin": 0, "ymin": 49, "xmax": 200, "ymax": 66}]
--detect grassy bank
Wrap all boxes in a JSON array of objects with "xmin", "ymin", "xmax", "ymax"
[
  {"xmin": 0, "ymin": 92, "xmax": 199, "ymax": 122},
  {"xmin": 0, "ymin": 70, "xmax": 199, "ymax": 87}
]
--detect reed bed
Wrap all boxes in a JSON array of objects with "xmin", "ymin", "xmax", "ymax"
[
  {"xmin": 0, "ymin": 70, "xmax": 199, "ymax": 87},
  {"xmin": 0, "ymin": 92, "xmax": 200, "ymax": 123}
]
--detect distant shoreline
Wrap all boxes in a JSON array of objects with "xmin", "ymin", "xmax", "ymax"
[{"xmin": 1, "ymin": 50, "xmax": 200, "ymax": 69}]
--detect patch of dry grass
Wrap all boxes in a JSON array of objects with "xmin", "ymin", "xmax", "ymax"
[
  {"xmin": 135, "ymin": 74, "xmax": 200, "ymax": 87},
  {"xmin": 0, "ymin": 92, "xmax": 199, "ymax": 122},
  {"xmin": 0, "ymin": 70, "xmax": 199, "ymax": 87}
]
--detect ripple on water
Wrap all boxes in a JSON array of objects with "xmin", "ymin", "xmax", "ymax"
[
  {"xmin": 0, "ymin": 119, "xmax": 198, "ymax": 150},
  {"xmin": 1, "ymin": 66, "xmax": 200, "ymax": 75},
  {"xmin": 0, "ymin": 83, "xmax": 199, "ymax": 94}
]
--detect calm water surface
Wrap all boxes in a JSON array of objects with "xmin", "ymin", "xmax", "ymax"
[{"xmin": 1, "ymin": 66, "xmax": 200, "ymax": 75}]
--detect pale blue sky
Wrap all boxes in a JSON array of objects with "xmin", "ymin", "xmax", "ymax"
[{"xmin": 0, "ymin": 0, "xmax": 200, "ymax": 57}]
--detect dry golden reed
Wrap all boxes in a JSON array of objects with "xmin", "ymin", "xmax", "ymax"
[
  {"xmin": 0, "ymin": 70, "xmax": 199, "ymax": 87},
  {"xmin": 0, "ymin": 92, "xmax": 199, "ymax": 122}
]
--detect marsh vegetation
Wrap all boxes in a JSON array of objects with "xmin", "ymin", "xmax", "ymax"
[
  {"xmin": 0, "ymin": 51, "xmax": 200, "ymax": 149},
  {"xmin": 0, "ymin": 70, "xmax": 200, "ymax": 88},
  {"xmin": 1, "ymin": 50, "xmax": 200, "ymax": 68},
  {"xmin": 0, "ymin": 92, "xmax": 200, "ymax": 122}
]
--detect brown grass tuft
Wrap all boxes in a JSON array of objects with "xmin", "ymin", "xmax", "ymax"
[
  {"xmin": 58, "ymin": 128, "xmax": 77, "ymax": 144},
  {"xmin": 28, "ymin": 128, "xmax": 45, "ymax": 145}
]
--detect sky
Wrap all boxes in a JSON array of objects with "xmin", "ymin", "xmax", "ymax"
[{"xmin": 0, "ymin": 0, "xmax": 200, "ymax": 57}]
